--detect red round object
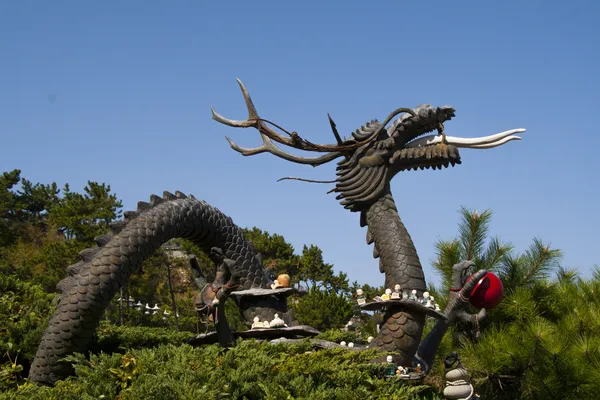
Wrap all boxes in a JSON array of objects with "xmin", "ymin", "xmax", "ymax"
[{"xmin": 466, "ymin": 272, "xmax": 504, "ymax": 309}]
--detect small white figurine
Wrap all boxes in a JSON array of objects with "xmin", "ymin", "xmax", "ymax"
[
  {"xmin": 428, "ymin": 296, "xmax": 435, "ymax": 309},
  {"xmin": 367, "ymin": 336, "xmax": 374, "ymax": 343},
  {"xmin": 262, "ymin": 321, "xmax": 270, "ymax": 328},
  {"xmin": 251, "ymin": 316, "xmax": 265, "ymax": 329},
  {"xmin": 402, "ymin": 290, "xmax": 409, "ymax": 300},
  {"xmin": 356, "ymin": 288, "xmax": 367, "ymax": 305},
  {"xmin": 435, "ymin": 303, "xmax": 441, "ymax": 312},
  {"xmin": 392, "ymin": 284, "xmax": 401, "ymax": 299},
  {"xmin": 269, "ymin": 313, "xmax": 287, "ymax": 328},
  {"xmin": 386, "ymin": 355, "xmax": 393, "ymax": 363},
  {"xmin": 340, "ymin": 341, "xmax": 347, "ymax": 347},
  {"xmin": 348, "ymin": 342, "xmax": 354, "ymax": 348},
  {"xmin": 409, "ymin": 289, "xmax": 418, "ymax": 301},
  {"xmin": 421, "ymin": 291, "xmax": 430, "ymax": 305},
  {"xmin": 382, "ymin": 288, "xmax": 392, "ymax": 301}
]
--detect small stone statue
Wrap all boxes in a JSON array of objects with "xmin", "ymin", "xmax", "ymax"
[
  {"xmin": 385, "ymin": 355, "xmax": 397, "ymax": 377},
  {"xmin": 269, "ymin": 313, "xmax": 287, "ymax": 328},
  {"xmin": 392, "ymin": 284, "xmax": 401, "ymax": 299},
  {"xmin": 401, "ymin": 290, "xmax": 409, "ymax": 300},
  {"xmin": 421, "ymin": 291, "xmax": 430, "ymax": 305},
  {"xmin": 409, "ymin": 289, "xmax": 418, "ymax": 301},
  {"xmin": 415, "ymin": 363, "xmax": 422, "ymax": 374},
  {"xmin": 427, "ymin": 296, "xmax": 435, "ymax": 309},
  {"xmin": 435, "ymin": 303, "xmax": 441, "ymax": 312},
  {"xmin": 251, "ymin": 316, "xmax": 266, "ymax": 329},
  {"xmin": 348, "ymin": 342, "xmax": 354, "ymax": 348},
  {"xmin": 367, "ymin": 336, "xmax": 374, "ymax": 343},
  {"xmin": 356, "ymin": 288, "xmax": 367, "ymax": 305},
  {"xmin": 382, "ymin": 288, "xmax": 392, "ymax": 301},
  {"xmin": 270, "ymin": 274, "xmax": 290, "ymax": 290},
  {"xmin": 340, "ymin": 341, "xmax": 347, "ymax": 347},
  {"xmin": 396, "ymin": 366, "xmax": 409, "ymax": 377}
]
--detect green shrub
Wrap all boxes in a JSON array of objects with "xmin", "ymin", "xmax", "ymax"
[{"xmin": 2, "ymin": 341, "xmax": 443, "ymax": 400}]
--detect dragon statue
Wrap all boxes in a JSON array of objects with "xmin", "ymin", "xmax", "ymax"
[{"xmin": 29, "ymin": 79, "xmax": 525, "ymax": 385}]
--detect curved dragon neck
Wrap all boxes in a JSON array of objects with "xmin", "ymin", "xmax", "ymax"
[
  {"xmin": 29, "ymin": 193, "xmax": 271, "ymax": 385},
  {"xmin": 362, "ymin": 188, "xmax": 426, "ymax": 293}
]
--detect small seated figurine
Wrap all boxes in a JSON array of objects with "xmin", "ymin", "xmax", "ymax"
[
  {"xmin": 251, "ymin": 316, "xmax": 266, "ymax": 329},
  {"xmin": 427, "ymin": 296, "xmax": 435, "ymax": 309},
  {"xmin": 421, "ymin": 291, "xmax": 430, "ymax": 305},
  {"xmin": 356, "ymin": 288, "xmax": 367, "ymax": 305},
  {"xmin": 385, "ymin": 355, "xmax": 397, "ymax": 377},
  {"xmin": 262, "ymin": 320, "xmax": 270, "ymax": 328},
  {"xmin": 269, "ymin": 313, "xmax": 287, "ymax": 328},
  {"xmin": 270, "ymin": 274, "xmax": 290, "ymax": 290},
  {"xmin": 415, "ymin": 363, "xmax": 422, "ymax": 374},
  {"xmin": 348, "ymin": 342, "xmax": 354, "ymax": 348},
  {"xmin": 340, "ymin": 341, "xmax": 347, "ymax": 347},
  {"xmin": 391, "ymin": 284, "xmax": 401, "ymax": 299},
  {"xmin": 402, "ymin": 290, "xmax": 409, "ymax": 300},
  {"xmin": 409, "ymin": 289, "xmax": 418, "ymax": 301},
  {"xmin": 367, "ymin": 336, "xmax": 374, "ymax": 343},
  {"xmin": 382, "ymin": 288, "xmax": 392, "ymax": 301},
  {"xmin": 396, "ymin": 366, "xmax": 409, "ymax": 377}
]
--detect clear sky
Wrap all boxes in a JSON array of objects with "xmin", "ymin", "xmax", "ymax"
[{"xmin": 1, "ymin": 1, "xmax": 599, "ymax": 288}]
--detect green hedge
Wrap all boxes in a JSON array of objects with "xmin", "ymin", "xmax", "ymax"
[{"xmin": 2, "ymin": 340, "xmax": 442, "ymax": 400}]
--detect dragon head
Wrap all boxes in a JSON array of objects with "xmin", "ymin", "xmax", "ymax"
[{"xmin": 211, "ymin": 79, "xmax": 525, "ymax": 212}]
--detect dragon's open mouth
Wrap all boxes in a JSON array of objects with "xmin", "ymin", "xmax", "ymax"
[{"xmin": 391, "ymin": 128, "xmax": 526, "ymax": 172}]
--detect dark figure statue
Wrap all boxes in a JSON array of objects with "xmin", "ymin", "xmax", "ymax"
[{"xmin": 29, "ymin": 79, "xmax": 525, "ymax": 385}]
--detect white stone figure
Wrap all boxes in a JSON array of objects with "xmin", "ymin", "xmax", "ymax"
[
  {"xmin": 262, "ymin": 321, "xmax": 270, "ymax": 328},
  {"xmin": 402, "ymin": 290, "xmax": 409, "ymax": 300},
  {"xmin": 409, "ymin": 289, "xmax": 418, "ymax": 301},
  {"xmin": 348, "ymin": 342, "xmax": 354, "ymax": 348},
  {"xmin": 386, "ymin": 355, "xmax": 393, "ymax": 363},
  {"xmin": 435, "ymin": 303, "xmax": 441, "ymax": 312},
  {"xmin": 251, "ymin": 316, "xmax": 263, "ymax": 329},
  {"xmin": 392, "ymin": 284, "xmax": 401, "ymax": 299},
  {"xmin": 422, "ymin": 291, "xmax": 430, "ymax": 305},
  {"xmin": 356, "ymin": 288, "xmax": 367, "ymax": 305},
  {"xmin": 382, "ymin": 288, "xmax": 392, "ymax": 301},
  {"xmin": 367, "ymin": 336, "xmax": 374, "ymax": 343},
  {"xmin": 269, "ymin": 313, "xmax": 287, "ymax": 328},
  {"xmin": 340, "ymin": 341, "xmax": 347, "ymax": 347},
  {"xmin": 428, "ymin": 296, "xmax": 436, "ymax": 309}
]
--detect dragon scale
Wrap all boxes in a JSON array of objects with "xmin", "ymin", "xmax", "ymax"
[{"xmin": 363, "ymin": 190, "xmax": 427, "ymax": 363}]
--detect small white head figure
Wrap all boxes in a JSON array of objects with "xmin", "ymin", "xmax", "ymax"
[
  {"xmin": 357, "ymin": 288, "xmax": 364, "ymax": 296},
  {"xmin": 385, "ymin": 288, "xmax": 392, "ymax": 295},
  {"xmin": 340, "ymin": 341, "xmax": 347, "ymax": 347},
  {"xmin": 394, "ymin": 284, "xmax": 401, "ymax": 292},
  {"xmin": 422, "ymin": 291, "xmax": 430, "ymax": 299},
  {"xmin": 253, "ymin": 316, "xmax": 259, "ymax": 323},
  {"xmin": 367, "ymin": 336, "xmax": 374, "ymax": 343},
  {"xmin": 348, "ymin": 342, "xmax": 354, "ymax": 348},
  {"xmin": 412, "ymin": 289, "xmax": 417, "ymax": 295},
  {"xmin": 386, "ymin": 355, "xmax": 393, "ymax": 363}
]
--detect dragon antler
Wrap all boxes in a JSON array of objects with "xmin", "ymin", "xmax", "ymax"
[{"xmin": 211, "ymin": 79, "xmax": 416, "ymax": 166}]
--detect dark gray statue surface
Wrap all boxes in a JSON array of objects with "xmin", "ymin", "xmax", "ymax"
[{"xmin": 28, "ymin": 79, "xmax": 524, "ymax": 385}]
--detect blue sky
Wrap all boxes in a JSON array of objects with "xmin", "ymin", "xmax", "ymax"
[{"xmin": 1, "ymin": 1, "xmax": 599, "ymax": 288}]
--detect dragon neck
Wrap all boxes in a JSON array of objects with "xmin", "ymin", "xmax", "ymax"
[{"xmin": 361, "ymin": 188, "xmax": 426, "ymax": 293}]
